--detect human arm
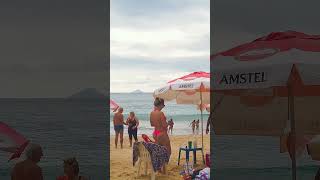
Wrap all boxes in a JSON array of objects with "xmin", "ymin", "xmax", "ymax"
[
  {"xmin": 134, "ymin": 118, "xmax": 139, "ymax": 129},
  {"xmin": 150, "ymin": 112, "xmax": 154, "ymax": 127},
  {"xmin": 160, "ymin": 112, "xmax": 168, "ymax": 130}
]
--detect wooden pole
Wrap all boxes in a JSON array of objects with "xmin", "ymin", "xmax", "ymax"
[{"xmin": 289, "ymin": 84, "xmax": 297, "ymax": 180}]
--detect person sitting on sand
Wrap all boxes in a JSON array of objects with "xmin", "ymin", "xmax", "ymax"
[
  {"xmin": 150, "ymin": 98, "xmax": 171, "ymax": 156},
  {"xmin": 190, "ymin": 120, "xmax": 196, "ymax": 134},
  {"xmin": 11, "ymin": 143, "xmax": 44, "ymax": 180},
  {"xmin": 57, "ymin": 157, "xmax": 88, "ymax": 180},
  {"xmin": 113, "ymin": 107, "xmax": 125, "ymax": 149},
  {"xmin": 167, "ymin": 118, "xmax": 174, "ymax": 135},
  {"xmin": 125, "ymin": 111, "xmax": 139, "ymax": 147}
]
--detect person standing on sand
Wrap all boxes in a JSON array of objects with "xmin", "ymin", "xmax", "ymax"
[
  {"xmin": 206, "ymin": 113, "xmax": 213, "ymax": 134},
  {"xmin": 190, "ymin": 120, "xmax": 196, "ymax": 134},
  {"xmin": 113, "ymin": 107, "xmax": 125, "ymax": 149},
  {"xmin": 150, "ymin": 98, "xmax": 171, "ymax": 156},
  {"xmin": 11, "ymin": 143, "xmax": 44, "ymax": 180},
  {"xmin": 167, "ymin": 118, "xmax": 174, "ymax": 135},
  {"xmin": 125, "ymin": 111, "xmax": 139, "ymax": 147},
  {"xmin": 196, "ymin": 119, "xmax": 200, "ymax": 135}
]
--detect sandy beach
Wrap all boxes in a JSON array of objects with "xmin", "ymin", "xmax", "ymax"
[{"xmin": 110, "ymin": 134, "xmax": 210, "ymax": 180}]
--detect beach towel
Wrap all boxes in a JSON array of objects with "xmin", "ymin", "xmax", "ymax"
[
  {"xmin": 132, "ymin": 142, "xmax": 169, "ymax": 171},
  {"xmin": 142, "ymin": 142, "xmax": 169, "ymax": 171}
]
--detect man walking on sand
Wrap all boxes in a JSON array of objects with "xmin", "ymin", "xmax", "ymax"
[{"xmin": 11, "ymin": 143, "xmax": 44, "ymax": 180}]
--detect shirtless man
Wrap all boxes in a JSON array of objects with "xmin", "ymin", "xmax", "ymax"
[
  {"xmin": 113, "ymin": 107, "xmax": 124, "ymax": 149},
  {"xmin": 150, "ymin": 98, "xmax": 171, "ymax": 156},
  {"xmin": 11, "ymin": 144, "xmax": 44, "ymax": 180}
]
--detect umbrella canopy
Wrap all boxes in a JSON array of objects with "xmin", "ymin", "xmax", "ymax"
[
  {"xmin": 197, "ymin": 104, "xmax": 210, "ymax": 112},
  {"xmin": 154, "ymin": 71, "xmax": 210, "ymax": 150},
  {"xmin": 211, "ymin": 30, "xmax": 320, "ymax": 180},
  {"xmin": 0, "ymin": 122, "xmax": 29, "ymax": 162},
  {"xmin": 154, "ymin": 71, "xmax": 210, "ymax": 105},
  {"xmin": 110, "ymin": 99, "xmax": 119, "ymax": 112}
]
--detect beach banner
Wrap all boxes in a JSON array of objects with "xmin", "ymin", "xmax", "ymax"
[
  {"xmin": 0, "ymin": 122, "xmax": 29, "ymax": 161},
  {"xmin": 212, "ymin": 93, "xmax": 288, "ymax": 136}
]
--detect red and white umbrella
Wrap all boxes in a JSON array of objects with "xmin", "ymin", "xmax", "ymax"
[
  {"xmin": 0, "ymin": 122, "xmax": 30, "ymax": 162},
  {"xmin": 197, "ymin": 104, "xmax": 210, "ymax": 112},
  {"xmin": 154, "ymin": 71, "xmax": 210, "ymax": 105},
  {"xmin": 110, "ymin": 99, "xmax": 119, "ymax": 112},
  {"xmin": 211, "ymin": 30, "xmax": 320, "ymax": 180},
  {"xmin": 154, "ymin": 71, "xmax": 210, "ymax": 149}
]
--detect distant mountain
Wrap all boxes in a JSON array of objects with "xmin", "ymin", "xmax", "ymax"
[
  {"xmin": 68, "ymin": 88, "xmax": 106, "ymax": 99},
  {"xmin": 131, "ymin": 89, "xmax": 144, "ymax": 94}
]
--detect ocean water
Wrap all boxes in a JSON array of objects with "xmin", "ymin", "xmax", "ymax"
[
  {"xmin": 0, "ymin": 99, "xmax": 107, "ymax": 180},
  {"xmin": 112, "ymin": 93, "xmax": 319, "ymax": 180},
  {"xmin": 110, "ymin": 93, "xmax": 209, "ymax": 136}
]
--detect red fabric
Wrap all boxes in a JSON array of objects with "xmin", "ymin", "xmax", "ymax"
[
  {"xmin": 167, "ymin": 71, "xmax": 209, "ymax": 83},
  {"xmin": 141, "ymin": 134, "xmax": 154, "ymax": 143},
  {"xmin": 211, "ymin": 31, "xmax": 320, "ymax": 61},
  {"xmin": 110, "ymin": 99, "xmax": 119, "ymax": 112}
]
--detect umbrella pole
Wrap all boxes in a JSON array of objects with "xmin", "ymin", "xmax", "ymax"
[
  {"xmin": 289, "ymin": 85, "xmax": 297, "ymax": 180},
  {"xmin": 200, "ymin": 90, "xmax": 204, "ymax": 150}
]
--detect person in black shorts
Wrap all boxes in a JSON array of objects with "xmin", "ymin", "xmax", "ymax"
[{"xmin": 125, "ymin": 112, "xmax": 139, "ymax": 147}]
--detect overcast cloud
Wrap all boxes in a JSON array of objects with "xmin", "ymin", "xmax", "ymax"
[{"xmin": 110, "ymin": 0, "xmax": 210, "ymax": 92}]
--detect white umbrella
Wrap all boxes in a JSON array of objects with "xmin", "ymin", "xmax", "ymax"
[
  {"xmin": 211, "ymin": 30, "xmax": 320, "ymax": 180},
  {"xmin": 154, "ymin": 71, "xmax": 210, "ymax": 149}
]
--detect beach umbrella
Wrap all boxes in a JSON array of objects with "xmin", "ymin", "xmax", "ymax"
[
  {"xmin": 110, "ymin": 99, "xmax": 119, "ymax": 112},
  {"xmin": 0, "ymin": 122, "xmax": 30, "ymax": 162},
  {"xmin": 197, "ymin": 104, "xmax": 210, "ymax": 112},
  {"xmin": 153, "ymin": 71, "xmax": 210, "ymax": 149},
  {"xmin": 211, "ymin": 30, "xmax": 320, "ymax": 180}
]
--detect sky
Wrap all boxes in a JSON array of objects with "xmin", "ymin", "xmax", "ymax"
[
  {"xmin": 0, "ymin": 0, "xmax": 107, "ymax": 98},
  {"xmin": 1, "ymin": 0, "xmax": 319, "ymax": 97},
  {"xmin": 110, "ymin": 0, "xmax": 210, "ymax": 93}
]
